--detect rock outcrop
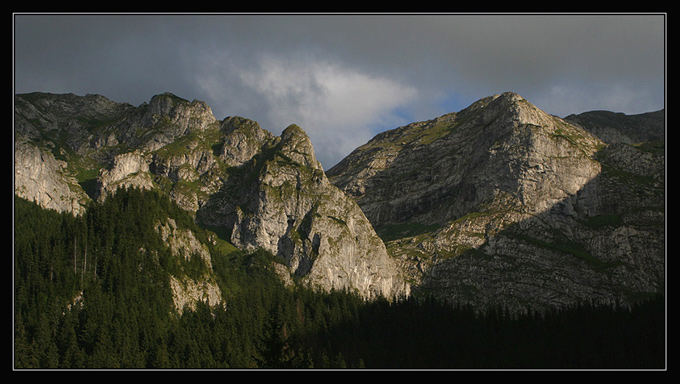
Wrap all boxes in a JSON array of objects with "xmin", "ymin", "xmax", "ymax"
[
  {"xmin": 14, "ymin": 137, "xmax": 89, "ymax": 215},
  {"xmin": 96, "ymin": 150, "xmax": 155, "ymax": 200},
  {"xmin": 155, "ymin": 218, "xmax": 222, "ymax": 313}
]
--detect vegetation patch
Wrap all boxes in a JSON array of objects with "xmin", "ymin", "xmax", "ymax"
[
  {"xmin": 376, "ymin": 222, "xmax": 440, "ymax": 242},
  {"xmin": 327, "ymin": 215, "xmax": 347, "ymax": 226},
  {"xmin": 579, "ymin": 214, "xmax": 623, "ymax": 229},
  {"xmin": 506, "ymin": 230, "xmax": 614, "ymax": 271},
  {"xmin": 76, "ymin": 168, "xmax": 100, "ymax": 200}
]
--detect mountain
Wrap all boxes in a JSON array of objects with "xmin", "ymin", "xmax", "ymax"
[
  {"xmin": 14, "ymin": 91, "xmax": 664, "ymax": 314},
  {"xmin": 13, "ymin": 90, "xmax": 666, "ymax": 369},
  {"xmin": 328, "ymin": 92, "xmax": 664, "ymax": 313},
  {"xmin": 565, "ymin": 108, "xmax": 665, "ymax": 144},
  {"xmin": 193, "ymin": 123, "xmax": 407, "ymax": 299},
  {"xmin": 14, "ymin": 92, "xmax": 408, "ymax": 303}
]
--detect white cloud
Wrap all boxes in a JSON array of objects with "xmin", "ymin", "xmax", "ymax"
[{"xmin": 235, "ymin": 54, "xmax": 419, "ymax": 168}]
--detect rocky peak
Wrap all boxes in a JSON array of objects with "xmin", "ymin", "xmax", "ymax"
[
  {"xmin": 217, "ymin": 116, "xmax": 276, "ymax": 168},
  {"xmin": 278, "ymin": 124, "xmax": 324, "ymax": 172},
  {"xmin": 329, "ymin": 92, "xmax": 663, "ymax": 313},
  {"xmin": 17, "ymin": 92, "xmax": 132, "ymax": 120},
  {"xmin": 329, "ymin": 92, "xmax": 603, "ymax": 227},
  {"xmin": 460, "ymin": 91, "xmax": 555, "ymax": 129},
  {"xmin": 141, "ymin": 92, "xmax": 217, "ymax": 134},
  {"xmin": 14, "ymin": 93, "xmax": 133, "ymax": 147}
]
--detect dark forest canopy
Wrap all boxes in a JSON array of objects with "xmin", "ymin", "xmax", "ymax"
[{"xmin": 14, "ymin": 189, "xmax": 666, "ymax": 369}]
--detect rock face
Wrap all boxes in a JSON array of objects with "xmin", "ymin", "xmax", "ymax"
[
  {"xmin": 13, "ymin": 92, "xmax": 133, "ymax": 214},
  {"xmin": 155, "ymin": 218, "xmax": 222, "ymax": 313},
  {"xmin": 14, "ymin": 92, "xmax": 407, "ymax": 301},
  {"xmin": 196, "ymin": 124, "xmax": 409, "ymax": 299},
  {"xmin": 329, "ymin": 92, "xmax": 664, "ymax": 313},
  {"xmin": 14, "ymin": 137, "xmax": 89, "ymax": 215},
  {"xmin": 97, "ymin": 150, "xmax": 155, "ymax": 200}
]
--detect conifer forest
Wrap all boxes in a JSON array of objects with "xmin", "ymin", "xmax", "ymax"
[{"xmin": 14, "ymin": 188, "xmax": 665, "ymax": 369}]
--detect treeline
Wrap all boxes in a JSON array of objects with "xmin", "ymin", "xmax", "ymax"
[{"xmin": 14, "ymin": 189, "xmax": 665, "ymax": 369}]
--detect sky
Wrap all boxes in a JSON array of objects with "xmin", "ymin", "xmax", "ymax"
[{"xmin": 13, "ymin": 13, "xmax": 666, "ymax": 169}]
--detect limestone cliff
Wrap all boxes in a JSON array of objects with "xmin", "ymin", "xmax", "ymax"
[
  {"xmin": 155, "ymin": 218, "xmax": 222, "ymax": 313},
  {"xmin": 13, "ymin": 92, "xmax": 134, "ymax": 214},
  {"xmin": 14, "ymin": 137, "xmax": 89, "ymax": 215},
  {"xmin": 328, "ymin": 92, "xmax": 603, "ymax": 225},
  {"xmin": 329, "ymin": 92, "xmax": 664, "ymax": 313},
  {"xmin": 14, "ymin": 92, "xmax": 407, "ymax": 301},
  {"xmin": 197, "ymin": 124, "xmax": 409, "ymax": 299}
]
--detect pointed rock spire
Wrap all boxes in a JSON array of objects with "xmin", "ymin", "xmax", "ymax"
[{"xmin": 278, "ymin": 124, "xmax": 324, "ymax": 171}]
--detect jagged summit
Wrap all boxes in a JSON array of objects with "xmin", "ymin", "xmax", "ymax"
[
  {"xmin": 147, "ymin": 92, "xmax": 215, "ymax": 119},
  {"xmin": 14, "ymin": 91, "xmax": 664, "ymax": 313},
  {"xmin": 328, "ymin": 92, "xmax": 554, "ymax": 177},
  {"xmin": 278, "ymin": 124, "xmax": 324, "ymax": 172},
  {"xmin": 14, "ymin": 91, "xmax": 408, "ymax": 300}
]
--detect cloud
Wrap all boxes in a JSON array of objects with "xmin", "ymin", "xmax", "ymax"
[
  {"xmin": 536, "ymin": 81, "xmax": 662, "ymax": 118},
  {"xmin": 229, "ymin": 53, "xmax": 419, "ymax": 168}
]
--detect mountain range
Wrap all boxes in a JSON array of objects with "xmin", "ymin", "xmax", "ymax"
[{"xmin": 14, "ymin": 91, "xmax": 665, "ymax": 315}]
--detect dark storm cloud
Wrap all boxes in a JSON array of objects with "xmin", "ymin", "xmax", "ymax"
[
  {"xmin": 14, "ymin": 13, "xmax": 665, "ymax": 168},
  {"xmin": 14, "ymin": 15, "xmax": 201, "ymax": 105}
]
